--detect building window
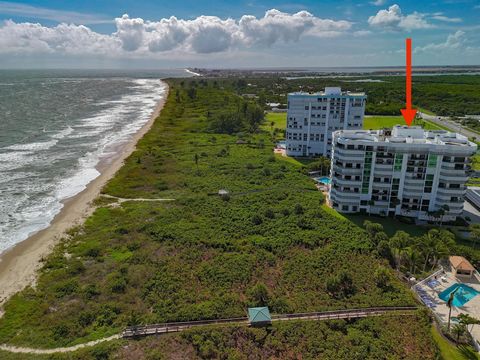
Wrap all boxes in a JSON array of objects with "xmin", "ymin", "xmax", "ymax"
[{"xmin": 427, "ymin": 155, "xmax": 437, "ymax": 168}]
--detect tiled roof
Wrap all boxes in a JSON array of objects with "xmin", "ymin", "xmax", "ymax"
[{"xmin": 450, "ymin": 256, "xmax": 475, "ymax": 271}]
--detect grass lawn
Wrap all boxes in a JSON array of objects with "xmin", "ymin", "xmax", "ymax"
[
  {"xmin": 364, "ymin": 116, "xmax": 448, "ymax": 131},
  {"xmin": 266, "ymin": 112, "xmax": 449, "ymax": 133},
  {"xmin": 431, "ymin": 325, "xmax": 480, "ymax": 360},
  {"xmin": 343, "ymin": 213, "xmax": 429, "ymax": 238},
  {"xmin": 263, "ymin": 112, "xmax": 286, "ymax": 131}
]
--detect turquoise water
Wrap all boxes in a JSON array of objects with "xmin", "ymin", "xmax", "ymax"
[
  {"xmin": 439, "ymin": 283, "xmax": 480, "ymax": 307},
  {"xmin": 315, "ymin": 177, "xmax": 331, "ymax": 185}
]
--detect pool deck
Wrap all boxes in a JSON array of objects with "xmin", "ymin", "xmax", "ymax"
[{"xmin": 414, "ymin": 269, "xmax": 480, "ymax": 347}]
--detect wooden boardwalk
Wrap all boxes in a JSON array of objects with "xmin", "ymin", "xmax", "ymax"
[{"xmin": 122, "ymin": 306, "xmax": 417, "ymax": 338}]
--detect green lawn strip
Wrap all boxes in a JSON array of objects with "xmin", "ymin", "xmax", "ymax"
[
  {"xmin": 344, "ymin": 213, "xmax": 429, "ymax": 238},
  {"xmin": 263, "ymin": 112, "xmax": 286, "ymax": 132},
  {"xmin": 364, "ymin": 115, "xmax": 448, "ymax": 131},
  {"xmin": 431, "ymin": 325, "xmax": 480, "ymax": 360}
]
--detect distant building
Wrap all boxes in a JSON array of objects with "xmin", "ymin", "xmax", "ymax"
[
  {"xmin": 285, "ymin": 87, "xmax": 366, "ymax": 157},
  {"xmin": 328, "ymin": 126, "xmax": 477, "ymax": 222}
]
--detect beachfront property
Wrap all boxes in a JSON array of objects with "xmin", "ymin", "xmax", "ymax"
[
  {"xmin": 285, "ymin": 87, "xmax": 366, "ymax": 157},
  {"xmin": 328, "ymin": 126, "xmax": 477, "ymax": 222}
]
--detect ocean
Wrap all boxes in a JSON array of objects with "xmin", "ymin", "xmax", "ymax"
[{"xmin": 0, "ymin": 69, "xmax": 189, "ymax": 253}]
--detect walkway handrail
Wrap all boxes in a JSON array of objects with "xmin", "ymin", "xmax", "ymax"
[
  {"xmin": 412, "ymin": 266, "xmax": 444, "ymax": 289},
  {"xmin": 122, "ymin": 306, "xmax": 417, "ymax": 338}
]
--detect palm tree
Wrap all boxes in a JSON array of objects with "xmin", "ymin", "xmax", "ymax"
[
  {"xmin": 421, "ymin": 233, "xmax": 437, "ymax": 272},
  {"xmin": 470, "ymin": 224, "xmax": 480, "ymax": 250},
  {"xmin": 404, "ymin": 246, "xmax": 420, "ymax": 274},
  {"xmin": 452, "ymin": 324, "xmax": 466, "ymax": 343},
  {"xmin": 430, "ymin": 240, "xmax": 449, "ymax": 271},
  {"xmin": 458, "ymin": 313, "xmax": 480, "ymax": 333},
  {"xmin": 447, "ymin": 287, "xmax": 460, "ymax": 332}
]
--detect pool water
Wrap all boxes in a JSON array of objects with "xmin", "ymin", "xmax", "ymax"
[
  {"xmin": 314, "ymin": 177, "xmax": 331, "ymax": 185},
  {"xmin": 439, "ymin": 283, "xmax": 480, "ymax": 307}
]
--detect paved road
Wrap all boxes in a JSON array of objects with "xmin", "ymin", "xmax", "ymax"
[{"xmin": 418, "ymin": 112, "xmax": 480, "ymax": 139}]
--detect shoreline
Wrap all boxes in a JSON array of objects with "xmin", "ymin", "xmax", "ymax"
[{"xmin": 0, "ymin": 82, "xmax": 169, "ymax": 308}]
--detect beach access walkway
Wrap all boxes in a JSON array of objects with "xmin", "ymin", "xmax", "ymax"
[
  {"xmin": 100, "ymin": 194, "xmax": 176, "ymax": 203},
  {"xmin": 0, "ymin": 306, "xmax": 417, "ymax": 354}
]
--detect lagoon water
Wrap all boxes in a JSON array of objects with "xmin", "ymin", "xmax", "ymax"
[{"xmin": 0, "ymin": 69, "xmax": 188, "ymax": 253}]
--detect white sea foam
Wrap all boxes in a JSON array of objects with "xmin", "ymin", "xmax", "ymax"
[
  {"xmin": 5, "ymin": 139, "xmax": 58, "ymax": 151},
  {"xmin": 0, "ymin": 78, "xmax": 167, "ymax": 253}
]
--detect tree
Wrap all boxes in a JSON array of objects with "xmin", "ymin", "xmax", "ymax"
[
  {"xmin": 389, "ymin": 231, "xmax": 413, "ymax": 272},
  {"xmin": 325, "ymin": 270, "xmax": 355, "ymax": 299},
  {"xmin": 363, "ymin": 221, "xmax": 384, "ymax": 241},
  {"xmin": 470, "ymin": 224, "xmax": 480, "ymax": 250},
  {"xmin": 458, "ymin": 313, "xmax": 480, "ymax": 333},
  {"xmin": 447, "ymin": 287, "xmax": 460, "ymax": 332},
  {"xmin": 452, "ymin": 324, "xmax": 466, "ymax": 343},
  {"xmin": 404, "ymin": 246, "xmax": 420, "ymax": 274},
  {"xmin": 248, "ymin": 283, "xmax": 269, "ymax": 306},
  {"xmin": 374, "ymin": 266, "xmax": 391, "ymax": 289},
  {"xmin": 373, "ymin": 232, "xmax": 389, "ymax": 246}
]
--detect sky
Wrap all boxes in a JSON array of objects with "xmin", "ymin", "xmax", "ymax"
[{"xmin": 0, "ymin": 0, "xmax": 479, "ymax": 68}]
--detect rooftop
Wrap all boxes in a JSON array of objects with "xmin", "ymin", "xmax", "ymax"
[
  {"xmin": 289, "ymin": 87, "xmax": 366, "ymax": 97},
  {"xmin": 248, "ymin": 307, "xmax": 271, "ymax": 324},
  {"xmin": 335, "ymin": 126, "xmax": 477, "ymax": 150},
  {"xmin": 450, "ymin": 256, "xmax": 475, "ymax": 271}
]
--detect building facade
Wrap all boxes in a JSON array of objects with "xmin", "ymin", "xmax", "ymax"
[
  {"xmin": 285, "ymin": 87, "xmax": 366, "ymax": 157},
  {"xmin": 328, "ymin": 126, "xmax": 477, "ymax": 222}
]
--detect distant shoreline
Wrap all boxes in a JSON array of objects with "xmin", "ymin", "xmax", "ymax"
[{"xmin": 0, "ymin": 82, "xmax": 169, "ymax": 308}]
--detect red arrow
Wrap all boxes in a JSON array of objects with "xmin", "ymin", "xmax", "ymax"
[{"xmin": 401, "ymin": 38, "xmax": 416, "ymax": 126}]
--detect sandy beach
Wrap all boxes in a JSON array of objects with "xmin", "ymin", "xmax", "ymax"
[{"xmin": 0, "ymin": 82, "xmax": 169, "ymax": 308}]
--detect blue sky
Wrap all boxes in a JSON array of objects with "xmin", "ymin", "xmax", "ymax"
[{"xmin": 0, "ymin": 0, "xmax": 478, "ymax": 68}]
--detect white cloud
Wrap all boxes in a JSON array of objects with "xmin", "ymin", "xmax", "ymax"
[
  {"xmin": 0, "ymin": 20, "xmax": 119, "ymax": 55},
  {"xmin": 368, "ymin": 4, "xmax": 434, "ymax": 31},
  {"xmin": 414, "ymin": 31, "xmax": 466, "ymax": 53},
  {"xmin": 0, "ymin": 1, "xmax": 111, "ymax": 24},
  {"xmin": 0, "ymin": 9, "xmax": 352, "ymax": 56},
  {"xmin": 370, "ymin": 0, "xmax": 387, "ymax": 6},
  {"xmin": 353, "ymin": 30, "xmax": 372, "ymax": 37},
  {"xmin": 431, "ymin": 14, "xmax": 462, "ymax": 23}
]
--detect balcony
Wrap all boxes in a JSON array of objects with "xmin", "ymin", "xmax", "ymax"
[
  {"xmin": 437, "ymin": 187, "xmax": 467, "ymax": 195},
  {"xmin": 332, "ymin": 165, "xmax": 363, "ymax": 175},
  {"xmin": 438, "ymin": 173, "xmax": 469, "ymax": 182},
  {"xmin": 334, "ymin": 178, "xmax": 362, "ymax": 186}
]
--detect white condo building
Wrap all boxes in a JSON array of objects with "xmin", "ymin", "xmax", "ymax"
[
  {"xmin": 328, "ymin": 126, "xmax": 477, "ymax": 222},
  {"xmin": 285, "ymin": 87, "xmax": 366, "ymax": 157}
]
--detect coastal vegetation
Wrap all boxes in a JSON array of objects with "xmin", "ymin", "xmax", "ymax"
[
  {"xmin": 232, "ymin": 75, "xmax": 480, "ymax": 116},
  {"xmin": 0, "ymin": 78, "xmax": 439, "ymax": 358}
]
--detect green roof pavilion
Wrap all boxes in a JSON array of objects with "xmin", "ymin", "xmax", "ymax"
[{"xmin": 248, "ymin": 307, "xmax": 271, "ymax": 326}]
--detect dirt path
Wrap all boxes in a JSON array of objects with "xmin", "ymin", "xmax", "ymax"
[
  {"xmin": 0, "ymin": 334, "xmax": 121, "ymax": 354},
  {"xmin": 101, "ymin": 194, "xmax": 176, "ymax": 203}
]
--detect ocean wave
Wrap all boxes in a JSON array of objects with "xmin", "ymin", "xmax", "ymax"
[
  {"xmin": 0, "ymin": 78, "xmax": 167, "ymax": 253},
  {"xmin": 4, "ymin": 139, "xmax": 58, "ymax": 151}
]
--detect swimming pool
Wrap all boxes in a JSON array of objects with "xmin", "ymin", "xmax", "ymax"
[
  {"xmin": 439, "ymin": 283, "xmax": 480, "ymax": 307},
  {"xmin": 314, "ymin": 176, "xmax": 331, "ymax": 185}
]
